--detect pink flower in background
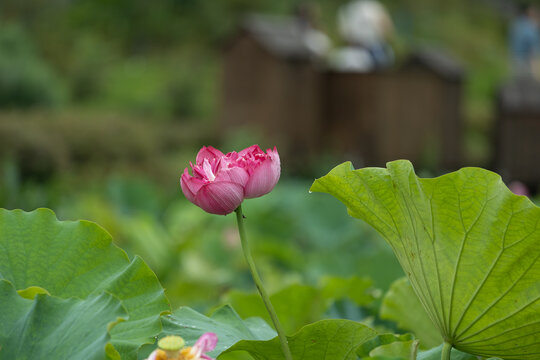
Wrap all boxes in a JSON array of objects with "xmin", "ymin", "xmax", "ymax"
[
  {"xmin": 181, "ymin": 145, "xmax": 280, "ymax": 215},
  {"xmin": 509, "ymin": 181, "xmax": 530, "ymax": 197}
]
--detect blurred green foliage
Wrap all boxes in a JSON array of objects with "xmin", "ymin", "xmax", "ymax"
[
  {"xmin": 0, "ymin": 2, "xmax": 526, "ymax": 357},
  {"xmin": 0, "ymin": 149, "xmax": 403, "ymax": 310},
  {"xmin": 0, "ymin": 0, "xmax": 509, "ymax": 132},
  {"xmin": 0, "ymin": 22, "xmax": 65, "ymax": 107},
  {"xmin": 223, "ymin": 276, "xmax": 379, "ymax": 334},
  {"xmin": 0, "ymin": 110, "xmax": 214, "ymax": 184}
]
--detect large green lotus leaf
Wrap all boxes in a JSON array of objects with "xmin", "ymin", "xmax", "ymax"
[
  {"xmin": 0, "ymin": 279, "xmax": 125, "ymax": 359},
  {"xmin": 222, "ymin": 319, "xmax": 377, "ymax": 360},
  {"xmin": 380, "ymin": 277, "xmax": 441, "ymax": 348},
  {"xmin": 311, "ymin": 160, "xmax": 540, "ymax": 359},
  {"xmin": 0, "ymin": 208, "xmax": 170, "ymax": 359},
  {"xmin": 138, "ymin": 305, "xmax": 276, "ymax": 359}
]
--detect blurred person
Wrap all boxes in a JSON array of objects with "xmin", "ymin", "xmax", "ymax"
[
  {"xmin": 330, "ymin": 0, "xmax": 394, "ymax": 72},
  {"xmin": 294, "ymin": 2, "xmax": 331, "ymax": 58},
  {"xmin": 510, "ymin": 3, "xmax": 540, "ymax": 78}
]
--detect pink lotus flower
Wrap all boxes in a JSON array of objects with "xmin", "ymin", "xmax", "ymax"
[
  {"xmin": 181, "ymin": 145, "xmax": 280, "ymax": 215},
  {"xmin": 180, "ymin": 332, "xmax": 218, "ymax": 360},
  {"xmin": 145, "ymin": 333, "xmax": 218, "ymax": 360}
]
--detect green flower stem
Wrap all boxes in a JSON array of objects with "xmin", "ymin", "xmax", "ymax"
[
  {"xmin": 441, "ymin": 341, "xmax": 452, "ymax": 360},
  {"xmin": 410, "ymin": 340, "xmax": 419, "ymax": 360},
  {"xmin": 235, "ymin": 205, "xmax": 293, "ymax": 360}
]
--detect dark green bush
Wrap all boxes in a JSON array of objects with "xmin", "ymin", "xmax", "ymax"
[
  {"xmin": 0, "ymin": 110, "xmax": 215, "ymax": 183},
  {"xmin": 0, "ymin": 22, "xmax": 65, "ymax": 108}
]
